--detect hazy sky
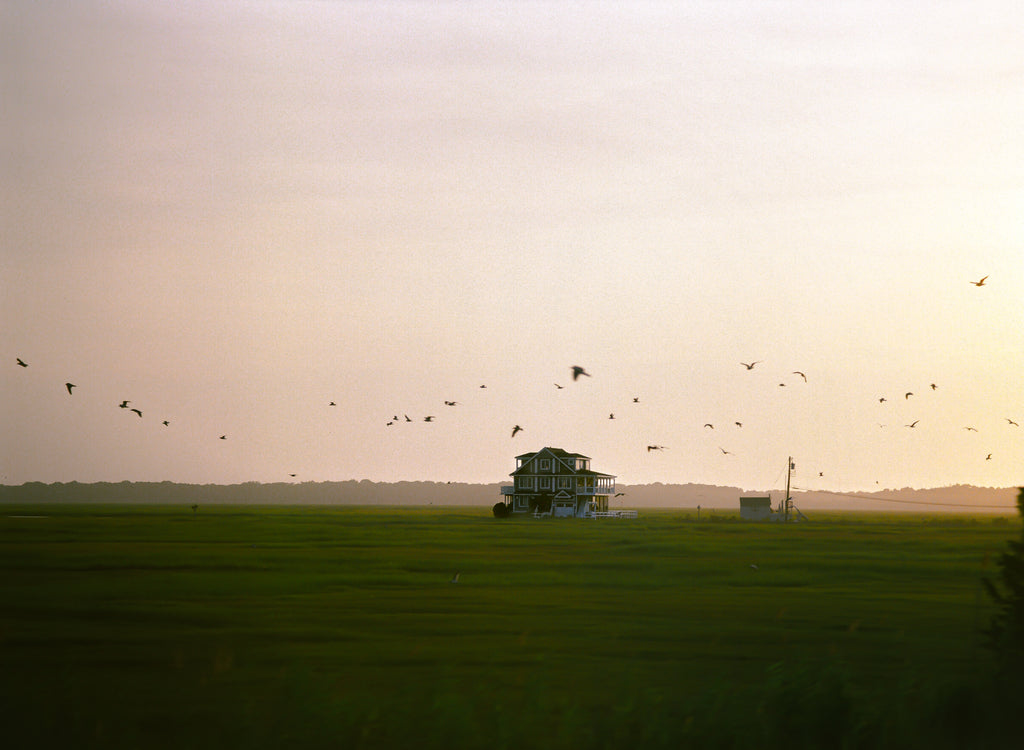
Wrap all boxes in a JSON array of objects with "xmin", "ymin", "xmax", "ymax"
[{"xmin": 3, "ymin": 1, "xmax": 1022, "ymax": 492}]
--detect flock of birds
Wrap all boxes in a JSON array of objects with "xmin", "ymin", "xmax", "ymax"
[
  {"xmin": 374, "ymin": 275, "xmax": 1015, "ymax": 487},
  {"xmin": 13, "ymin": 356, "xmax": 229, "ymax": 441},
  {"xmin": 10, "ymin": 275, "xmax": 1015, "ymax": 486}
]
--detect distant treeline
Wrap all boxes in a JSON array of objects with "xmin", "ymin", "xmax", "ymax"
[{"xmin": 0, "ymin": 480, "xmax": 1019, "ymax": 511}]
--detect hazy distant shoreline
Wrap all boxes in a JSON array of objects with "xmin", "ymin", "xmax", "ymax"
[{"xmin": 0, "ymin": 480, "xmax": 1018, "ymax": 513}]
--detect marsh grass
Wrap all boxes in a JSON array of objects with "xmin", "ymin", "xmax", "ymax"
[{"xmin": 0, "ymin": 504, "xmax": 1018, "ymax": 748}]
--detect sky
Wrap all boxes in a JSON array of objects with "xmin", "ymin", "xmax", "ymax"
[{"xmin": 2, "ymin": 0, "xmax": 1022, "ymax": 493}]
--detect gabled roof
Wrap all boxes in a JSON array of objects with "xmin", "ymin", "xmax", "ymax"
[
  {"xmin": 514, "ymin": 447, "xmax": 590, "ymax": 461},
  {"xmin": 510, "ymin": 447, "xmax": 614, "ymax": 478}
]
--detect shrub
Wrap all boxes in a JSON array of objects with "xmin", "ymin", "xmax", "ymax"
[{"xmin": 492, "ymin": 501, "xmax": 511, "ymax": 518}]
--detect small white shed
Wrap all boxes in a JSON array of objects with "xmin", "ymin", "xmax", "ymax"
[{"xmin": 739, "ymin": 496, "xmax": 773, "ymax": 521}]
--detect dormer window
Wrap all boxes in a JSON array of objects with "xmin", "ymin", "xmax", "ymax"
[{"xmin": 539, "ymin": 459, "xmax": 551, "ymax": 472}]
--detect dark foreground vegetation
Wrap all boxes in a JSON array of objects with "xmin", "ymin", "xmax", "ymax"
[{"xmin": 1, "ymin": 499, "xmax": 1022, "ymax": 748}]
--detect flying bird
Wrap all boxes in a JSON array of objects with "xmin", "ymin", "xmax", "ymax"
[
  {"xmin": 969, "ymin": 275, "xmax": 988, "ymax": 287},
  {"xmin": 964, "ymin": 426, "xmax": 977, "ymax": 432},
  {"xmin": 986, "ymin": 453, "xmax": 992, "ymax": 461},
  {"xmin": 614, "ymin": 492, "xmax": 625, "ymax": 497},
  {"xmin": 1008, "ymin": 418, "xmax": 1020, "ymax": 427},
  {"xmin": 118, "ymin": 400, "xmax": 130, "ymax": 409},
  {"xmin": 571, "ymin": 365, "xmax": 591, "ymax": 380},
  {"xmin": 423, "ymin": 416, "xmax": 435, "ymax": 422},
  {"xmin": 404, "ymin": 415, "xmax": 412, "ymax": 422},
  {"xmin": 554, "ymin": 383, "xmax": 564, "ymax": 389},
  {"xmin": 905, "ymin": 392, "xmax": 913, "ymax": 399},
  {"xmin": 740, "ymin": 361, "xmax": 761, "ymax": 370},
  {"xmin": 704, "ymin": 423, "xmax": 714, "ymax": 429},
  {"xmin": 444, "ymin": 401, "xmax": 458, "ymax": 406},
  {"xmin": 16, "ymin": 358, "xmax": 27, "ymax": 367},
  {"xmin": 734, "ymin": 422, "xmax": 743, "ymax": 428},
  {"xmin": 511, "ymin": 425, "xmax": 523, "ymax": 438},
  {"xmin": 792, "ymin": 371, "xmax": 807, "ymax": 382},
  {"xmin": 329, "ymin": 401, "xmax": 336, "ymax": 406},
  {"xmin": 162, "ymin": 421, "xmax": 170, "ymax": 426},
  {"xmin": 930, "ymin": 383, "xmax": 937, "ymax": 390},
  {"xmin": 905, "ymin": 420, "xmax": 919, "ymax": 428},
  {"xmin": 219, "ymin": 435, "xmax": 226, "ymax": 440},
  {"xmin": 632, "ymin": 397, "xmax": 640, "ymax": 403},
  {"xmin": 130, "ymin": 408, "xmax": 142, "ymax": 417},
  {"xmin": 65, "ymin": 383, "xmax": 76, "ymax": 394},
  {"xmin": 719, "ymin": 447, "xmax": 733, "ymax": 455},
  {"xmin": 608, "ymin": 413, "xmax": 615, "ymax": 419},
  {"xmin": 647, "ymin": 445, "xmax": 666, "ymax": 452},
  {"xmin": 879, "ymin": 397, "xmax": 887, "ymax": 403},
  {"xmin": 479, "ymin": 384, "xmax": 487, "ymax": 389}
]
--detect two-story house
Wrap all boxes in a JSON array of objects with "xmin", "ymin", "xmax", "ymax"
[{"xmin": 500, "ymin": 447, "xmax": 616, "ymax": 517}]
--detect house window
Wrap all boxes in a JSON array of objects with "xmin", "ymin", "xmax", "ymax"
[
  {"xmin": 557, "ymin": 477, "xmax": 571, "ymax": 489},
  {"xmin": 540, "ymin": 477, "xmax": 551, "ymax": 490},
  {"xmin": 539, "ymin": 459, "xmax": 551, "ymax": 472},
  {"xmin": 519, "ymin": 477, "xmax": 534, "ymax": 490}
]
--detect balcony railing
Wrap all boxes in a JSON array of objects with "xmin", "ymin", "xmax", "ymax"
[{"xmin": 503, "ymin": 485, "xmax": 615, "ymax": 496}]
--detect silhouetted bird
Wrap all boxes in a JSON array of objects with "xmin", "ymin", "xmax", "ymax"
[
  {"xmin": 289, "ymin": 473, "xmax": 296, "ymax": 477},
  {"xmin": 554, "ymin": 383, "xmax": 564, "ymax": 389},
  {"xmin": 964, "ymin": 426, "xmax": 978, "ymax": 432},
  {"xmin": 740, "ymin": 361, "xmax": 761, "ymax": 370},
  {"xmin": 16, "ymin": 358, "xmax": 27, "ymax": 367},
  {"xmin": 404, "ymin": 415, "xmax": 412, "ymax": 422},
  {"xmin": 511, "ymin": 425, "xmax": 523, "ymax": 438},
  {"xmin": 633, "ymin": 397, "xmax": 640, "ymax": 403},
  {"xmin": 970, "ymin": 275, "xmax": 988, "ymax": 287},
  {"xmin": 735, "ymin": 422, "xmax": 742, "ymax": 428},
  {"xmin": 609, "ymin": 413, "xmax": 615, "ymax": 419},
  {"xmin": 704, "ymin": 423, "xmax": 714, "ymax": 429},
  {"xmin": 65, "ymin": 383, "xmax": 76, "ymax": 394},
  {"xmin": 219, "ymin": 435, "xmax": 226, "ymax": 440},
  {"xmin": 778, "ymin": 383, "xmax": 786, "ymax": 387},
  {"xmin": 571, "ymin": 366, "xmax": 590, "ymax": 380},
  {"xmin": 930, "ymin": 383, "xmax": 937, "ymax": 390},
  {"xmin": 647, "ymin": 445, "xmax": 666, "ymax": 451},
  {"xmin": 905, "ymin": 420, "xmax": 919, "ymax": 428},
  {"xmin": 162, "ymin": 421, "xmax": 170, "ymax": 426},
  {"xmin": 879, "ymin": 397, "xmax": 887, "ymax": 403},
  {"xmin": 719, "ymin": 447, "xmax": 733, "ymax": 455},
  {"xmin": 1008, "ymin": 419, "xmax": 1020, "ymax": 427},
  {"xmin": 986, "ymin": 454, "xmax": 992, "ymax": 461},
  {"xmin": 130, "ymin": 408, "xmax": 142, "ymax": 417},
  {"xmin": 479, "ymin": 384, "xmax": 487, "ymax": 389},
  {"xmin": 614, "ymin": 492, "xmax": 625, "ymax": 497},
  {"xmin": 119, "ymin": 400, "xmax": 130, "ymax": 408},
  {"xmin": 905, "ymin": 392, "xmax": 913, "ymax": 399},
  {"xmin": 329, "ymin": 401, "xmax": 336, "ymax": 406},
  {"xmin": 423, "ymin": 416, "xmax": 435, "ymax": 422},
  {"xmin": 792, "ymin": 371, "xmax": 807, "ymax": 382},
  {"xmin": 444, "ymin": 401, "xmax": 458, "ymax": 406}
]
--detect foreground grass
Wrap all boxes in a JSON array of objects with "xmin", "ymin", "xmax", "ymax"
[{"xmin": 0, "ymin": 505, "xmax": 1019, "ymax": 748}]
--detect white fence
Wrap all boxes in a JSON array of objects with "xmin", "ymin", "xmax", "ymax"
[{"xmin": 588, "ymin": 510, "xmax": 638, "ymax": 519}]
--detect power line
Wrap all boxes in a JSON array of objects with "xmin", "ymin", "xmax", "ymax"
[{"xmin": 790, "ymin": 485, "xmax": 1015, "ymax": 510}]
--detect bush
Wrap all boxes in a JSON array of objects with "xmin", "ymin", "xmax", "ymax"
[
  {"xmin": 492, "ymin": 501, "xmax": 511, "ymax": 518},
  {"xmin": 983, "ymin": 488, "xmax": 1024, "ymax": 679}
]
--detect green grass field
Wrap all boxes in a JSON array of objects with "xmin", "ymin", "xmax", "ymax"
[{"xmin": 1, "ymin": 504, "xmax": 1020, "ymax": 748}]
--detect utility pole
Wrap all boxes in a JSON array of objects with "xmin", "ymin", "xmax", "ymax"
[{"xmin": 784, "ymin": 457, "xmax": 794, "ymax": 523}]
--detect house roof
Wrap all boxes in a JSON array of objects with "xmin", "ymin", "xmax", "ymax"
[
  {"xmin": 514, "ymin": 447, "xmax": 590, "ymax": 461},
  {"xmin": 510, "ymin": 447, "xmax": 615, "ymax": 478}
]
